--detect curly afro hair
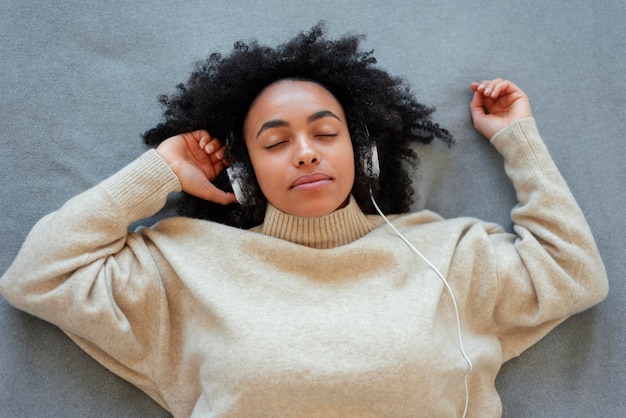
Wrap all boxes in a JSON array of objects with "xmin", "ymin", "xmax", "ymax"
[{"xmin": 143, "ymin": 23, "xmax": 453, "ymax": 229}]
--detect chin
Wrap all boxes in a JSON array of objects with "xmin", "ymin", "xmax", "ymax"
[{"xmin": 290, "ymin": 196, "xmax": 350, "ymax": 218}]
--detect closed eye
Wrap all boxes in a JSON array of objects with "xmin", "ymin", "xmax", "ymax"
[{"xmin": 265, "ymin": 140, "xmax": 288, "ymax": 150}]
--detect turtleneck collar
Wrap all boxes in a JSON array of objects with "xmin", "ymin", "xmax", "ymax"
[{"xmin": 258, "ymin": 196, "xmax": 375, "ymax": 249}]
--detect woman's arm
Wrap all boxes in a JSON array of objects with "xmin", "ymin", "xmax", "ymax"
[
  {"xmin": 0, "ymin": 130, "xmax": 233, "ymax": 322},
  {"xmin": 0, "ymin": 131, "xmax": 234, "ymax": 391},
  {"xmin": 469, "ymin": 80, "xmax": 609, "ymax": 359},
  {"xmin": 0, "ymin": 151, "xmax": 180, "ymax": 365}
]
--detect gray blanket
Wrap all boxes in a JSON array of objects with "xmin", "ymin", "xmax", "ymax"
[{"xmin": 1, "ymin": 1, "xmax": 624, "ymax": 416}]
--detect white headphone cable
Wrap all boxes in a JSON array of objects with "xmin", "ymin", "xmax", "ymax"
[{"xmin": 370, "ymin": 194, "xmax": 473, "ymax": 418}]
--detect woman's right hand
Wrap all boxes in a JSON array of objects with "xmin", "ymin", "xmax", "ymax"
[{"xmin": 156, "ymin": 130, "xmax": 237, "ymax": 205}]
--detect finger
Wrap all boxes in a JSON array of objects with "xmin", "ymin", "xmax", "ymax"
[
  {"xmin": 200, "ymin": 138, "xmax": 223, "ymax": 156},
  {"xmin": 492, "ymin": 79, "xmax": 516, "ymax": 99},
  {"xmin": 207, "ymin": 157, "xmax": 230, "ymax": 177},
  {"xmin": 195, "ymin": 130, "xmax": 213, "ymax": 150},
  {"xmin": 500, "ymin": 80, "xmax": 524, "ymax": 98},
  {"xmin": 473, "ymin": 79, "xmax": 495, "ymax": 94},
  {"xmin": 483, "ymin": 78, "xmax": 503, "ymax": 98},
  {"xmin": 474, "ymin": 81, "xmax": 488, "ymax": 94},
  {"xmin": 208, "ymin": 144, "xmax": 227, "ymax": 162}
]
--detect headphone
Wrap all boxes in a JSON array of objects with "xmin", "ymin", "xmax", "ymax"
[
  {"xmin": 226, "ymin": 163, "xmax": 253, "ymax": 206},
  {"xmin": 225, "ymin": 131, "xmax": 256, "ymax": 207},
  {"xmin": 361, "ymin": 121, "xmax": 380, "ymax": 181}
]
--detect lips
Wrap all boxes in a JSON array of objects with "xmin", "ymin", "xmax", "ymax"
[{"xmin": 290, "ymin": 173, "xmax": 332, "ymax": 189}]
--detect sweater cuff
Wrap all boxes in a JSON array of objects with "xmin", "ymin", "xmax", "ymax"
[
  {"xmin": 490, "ymin": 118, "xmax": 555, "ymax": 173},
  {"xmin": 100, "ymin": 149, "xmax": 182, "ymax": 223}
]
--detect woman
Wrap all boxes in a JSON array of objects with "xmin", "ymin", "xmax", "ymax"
[{"xmin": 0, "ymin": 25, "xmax": 608, "ymax": 417}]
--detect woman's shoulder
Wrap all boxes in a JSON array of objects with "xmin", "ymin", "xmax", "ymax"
[{"xmin": 368, "ymin": 210, "xmax": 505, "ymax": 236}]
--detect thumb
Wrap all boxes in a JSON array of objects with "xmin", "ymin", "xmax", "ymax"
[
  {"xmin": 469, "ymin": 91, "xmax": 487, "ymax": 121},
  {"xmin": 176, "ymin": 163, "xmax": 238, "ymax": 205},
  {"xmin": 469, "ymin": 91, "xmax": 499, "ymax": 139},
  {"xmin": 194, "ymin": 180, "xmax": 238, "ymax": 206}
]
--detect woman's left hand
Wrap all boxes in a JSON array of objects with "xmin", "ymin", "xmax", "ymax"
[{"xmin": 470, "ymin": 79, "xmax": 533, "ymax": 139}]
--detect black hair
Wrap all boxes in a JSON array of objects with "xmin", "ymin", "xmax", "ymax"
[{"xmin": 143, "ymin": 23, "xmax": 453, "ymax": 229}]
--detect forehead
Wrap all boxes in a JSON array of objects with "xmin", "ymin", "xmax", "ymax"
[{"xmin": 246, "ymin": 80, "xmax": 346, "ymax": 122}]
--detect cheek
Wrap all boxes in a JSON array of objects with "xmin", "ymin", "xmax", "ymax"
[
  {"xmin": 249, "ymin": 154, "xmax": 280, "ymax": 196},
  {"xmin": 255, "ymin": 167, "xmax": 274, "ymax": 194},
  {"xmin": 340, "ymin": 145, "xmax": 356, "ymax": 184}
]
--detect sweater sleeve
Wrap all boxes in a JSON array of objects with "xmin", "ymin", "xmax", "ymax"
[
  {"xmin": 0, "ymin": 150, "xmax": 181, "ymax": 399},
  {"xmin": 485, "ymin": 118, "xmax": 608, "ymax": 360}
]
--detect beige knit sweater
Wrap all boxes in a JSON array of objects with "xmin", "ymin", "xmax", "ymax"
[{"xmin": 0, "ymin": 119, "xmax": 608, "ymax": 417}]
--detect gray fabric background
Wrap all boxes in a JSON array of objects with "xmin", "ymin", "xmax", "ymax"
[{"xmin": 1, "ymin": 0, "xmax": 624, "ymax": 416}]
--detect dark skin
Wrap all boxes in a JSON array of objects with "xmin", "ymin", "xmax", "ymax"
[{"xmin": 156, "ymin": 79, "xmax": 532, "ymax": 212}]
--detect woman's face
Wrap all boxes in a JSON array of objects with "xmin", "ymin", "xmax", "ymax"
[{"xmin": 244, "ymin": 80, "xmax": 355, "ymax": 218}]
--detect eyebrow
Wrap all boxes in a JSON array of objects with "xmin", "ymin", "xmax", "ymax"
[{"xmin": 255, "ymin": 110, "xmax": 342, "ymax": 139}]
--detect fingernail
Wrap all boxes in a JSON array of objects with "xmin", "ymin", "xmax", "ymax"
[
  {"xmin": 216, "ymin": 149, "xmax": 225, "ymax": 160},
  {"xmin": 205, "ymin": 144, "xmax": 215, "ymax": 154}
]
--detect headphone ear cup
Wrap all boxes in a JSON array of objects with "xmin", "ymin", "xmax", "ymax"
[
  {"xmin": 226, "ymin": 164, "xmax": 255, "ymax": 206},
  {"xmin": 361, "ymin": 143, "xmax": 380, "ymax": 180},
  {"xmin": 225, "ymin": 132, "xmax": 255, "ymax": 207},
  {"xmin": 226, "ymin": 165, "xmax": 245, "ymax": 205},
  {"xmin": 359, "ymin": 121, "xmax": 379, "ymax": 180},
  {"xmin": 369, "ymin": 143, "xmax": 380, "ymax": 179}
]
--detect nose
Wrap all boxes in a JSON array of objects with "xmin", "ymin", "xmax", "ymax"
[{"xmin": 293, "ymin": 137, "xmax": 320, "ymax": 167}]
